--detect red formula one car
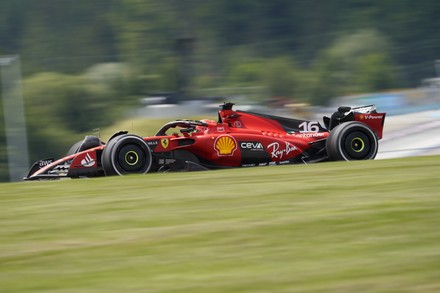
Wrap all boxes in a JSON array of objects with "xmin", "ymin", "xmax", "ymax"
[{"xmin": 24, "ymin": 103, "xmax": 386, "ymax": 180}]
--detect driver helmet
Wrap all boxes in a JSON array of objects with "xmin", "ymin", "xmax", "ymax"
[{"xmin": 196, "ymin": 119, "xmax": 216, "ymax": 133}]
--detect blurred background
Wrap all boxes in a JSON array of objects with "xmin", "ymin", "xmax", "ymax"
[{"xmin": 1, "ymin": 0, "xmax": 440, "ymax": 181}]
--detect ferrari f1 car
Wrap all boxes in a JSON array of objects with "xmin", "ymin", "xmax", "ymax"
[{"xmin": 24, "ymin": 103, "xmax": 385, "ymax": 180}]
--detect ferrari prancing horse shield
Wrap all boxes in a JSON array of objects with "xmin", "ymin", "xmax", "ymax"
[{"xmin": 161, "ymin": 138, "xmax": 169, "ymax": 149}]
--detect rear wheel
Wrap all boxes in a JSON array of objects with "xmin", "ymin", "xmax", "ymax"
[
  {"xmin": 101, "ymin": 134, "xmax": 152, "ymax": 176},
  {"xmin": 326, "ymin": 122, "xmax": 378, "ymax": 161}
]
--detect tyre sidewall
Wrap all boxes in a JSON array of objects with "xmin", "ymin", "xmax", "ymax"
[
  {"xmin": 102, "ymin": 134, "xmax": 152, "ymax": 176},
  {"xmin": 326, "ymin": 122, "xmax": 378, "ymax": 161},
  {"xmin": 67, "ymin": 140, "xmax": 83, "ymax": 156}
]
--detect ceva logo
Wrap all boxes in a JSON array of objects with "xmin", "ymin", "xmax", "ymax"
[{"xmin": 240, "ymin": 142, "xmax": 264, "ymax": 150}]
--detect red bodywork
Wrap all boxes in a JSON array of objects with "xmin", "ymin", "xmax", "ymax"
[
  {"xmin": 147, "ymin": 111, "xmax": 328, "ymax": 168},
  {"xmin": 354, "ymin": 113, "xmax": 385, "ymax": 139}
]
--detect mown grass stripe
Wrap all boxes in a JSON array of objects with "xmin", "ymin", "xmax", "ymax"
[{"xmin": 0, "ymin": 156, "xmax": 439, "ymax": 292}]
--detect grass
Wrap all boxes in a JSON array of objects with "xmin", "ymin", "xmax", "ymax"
[{"xmin": 1, "ymin": 156, "xmax": 440, "ymax": 292}]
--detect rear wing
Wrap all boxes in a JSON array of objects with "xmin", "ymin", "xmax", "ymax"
[{"xmin": 324, "ymin": 105, "xmax": 386, "ymax": 139}]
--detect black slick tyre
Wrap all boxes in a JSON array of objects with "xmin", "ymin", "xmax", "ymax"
[
  {"xmin": 101, "ymin": 134, "xmax": 152, "ymax": 176},
  {"xmin": 67, "ymin": 141, "xmax": 83, "ymax": 156},
  {"xmin": 326, "ymin": 122, "xmax": 378, "ymax": 161},
  {"xmin": 67, "ymin": 136, "xmax": 104, "ymax": 156}
]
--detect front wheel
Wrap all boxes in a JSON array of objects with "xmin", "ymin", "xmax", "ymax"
[
  {"xmin": 101, "ymin": 134, "xmax": 152, "ymax": 176},
  {"xmin": 326, "ymin": 122, "xmax": 378, "ymax": 161}
]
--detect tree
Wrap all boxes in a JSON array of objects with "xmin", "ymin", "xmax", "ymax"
[
  {"xmin": 355, "ymin": 53, "xmax": 398, "ymax": 92},
  {"xmin": 311, "ymin": 30, "xmax": 399, "ymax": 105},
  {"xmin": 261, "ymin": 57, "xmax": 301, "ymax": 98}
]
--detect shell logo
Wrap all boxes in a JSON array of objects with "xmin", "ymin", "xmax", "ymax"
[
  {"xmin": 359, "ymin": 114, "xmax": 365, "ymax": 120},
  {"xmin": 214, "ymin": 135, "xmax": 237, "ymax": 156}
]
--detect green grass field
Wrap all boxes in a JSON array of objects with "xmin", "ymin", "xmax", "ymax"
[{"xmin": 1, "ymin": 156, "xmax": 440, "ymax": 292}]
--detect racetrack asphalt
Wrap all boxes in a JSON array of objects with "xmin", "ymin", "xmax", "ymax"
[{"xmin": 376, "ymin": 108, "xmax": 440, "ymax": 159}]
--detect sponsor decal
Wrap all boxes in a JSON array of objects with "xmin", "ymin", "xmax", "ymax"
[
  {"xmin": 81, "ymin": 153, "xmax": 96, "ymax": 167},
  {"xmin": 159, "ymin": 158, "xmax": 176, "ymax": 164},
  {"xmin": 147, "ymin": 140, "xmax": 158, "ymax": 146},
  {"xmin": 267, "ymin": 141, "xmax": 297, "ymax": 159},
  {"xmin": 214, "ymin": 135, "xmax": 237, "ymax": 156},
  {"xmin": 360, "ymin": 114, "xmax": 383, "ymax": 120},
  {"xmin": 217, "ymin": 126, "xmax": 225, "ymax": 132},
  {"xmin": 39, "ymin": 159, "xmax": 54, "ymax": 167},
  {"xmin": 241, "ymin": 163, "xmax": 256, "ymax": 167},
  {"xmin": 240, "ymin": 141, "xmax": 264, "ymax": 151},
  {"xmin": 258, "ymin": 161, "xmax": 290, "ymax": 166},
  {"xmin": 234, "ymin": 121, "xmax": 242, "ymax": 128},
  {"xmin": 161, "ymin": 138, "xmax": 170, "ymax": 149},
  {"xmin": 293, "ymin": 133, "xmax": 326, "ymax": 138}
]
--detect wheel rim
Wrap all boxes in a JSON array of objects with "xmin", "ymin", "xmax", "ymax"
[
  {"xmin": 124, "ymin": 151, "xmax": 139, "ymax": 166},
  {"xmin": 116, "ymin": 144, "xmax": 148, "ymax": 173},
  {"xmin": 351, "ymin": 137, "xmax": 365, "ymax": 153},
  {"xmin": 343, "ymin": 131, "xmax": 372, "ymax": 159}
]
